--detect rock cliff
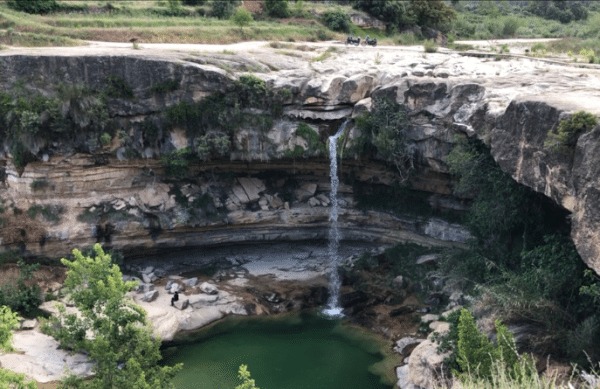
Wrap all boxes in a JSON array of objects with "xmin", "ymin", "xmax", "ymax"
[{"xmin": 0, "ymin": 43, "xmax": 598, "ymax": 275}]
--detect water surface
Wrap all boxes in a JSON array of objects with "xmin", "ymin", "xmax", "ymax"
[{"xmin": 162, "ymin": 312, "xmax": 394, "ymax": 389}]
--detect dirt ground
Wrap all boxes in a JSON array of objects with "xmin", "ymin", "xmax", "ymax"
[{"xmin": 0, "ymin": 263, "xmax": 66, "ymax": 293}]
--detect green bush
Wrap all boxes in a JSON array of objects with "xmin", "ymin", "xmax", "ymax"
[
  {"xmin": 0, "ymin": 259, "xmax": 42, "ymax": 317},
  {"xmin": 321, "ymin": 9, "xmax": 352, "ymax": 33},
  {"xmin": 295, "ymin": 123, "xmax": 325, "ymax": 155},
  {"xmin": 544, "ymin": 110, "xmax": 598, "ymax": 153},
  {"xmin": 161, "ymin": 147, "xmax": 195, "ymax": 178},
  {"xmin": 99, "ymin": 132, "xmax": 112, "ymax": 146},
  {"xmin": 149, "ymin": 79, "xmax": 180, "ymax": 94},
  {"xmin": 104, "ymin": 75, "xmax": 134, "ymax": 100},
  {"xmin": 7, "ymin": 0, "xmax": 58, "ymax": 14},
  {"xmin": 265, "ymin": 0, "xmax": 289, "ymax": 18},
  {"xmin": 423, "ymin": 39, "xmax": 439, "ymax": 52}
]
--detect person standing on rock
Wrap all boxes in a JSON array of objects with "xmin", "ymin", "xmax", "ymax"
[{"xmin": 171, "ymin": 291, "xmax": 179, "ymax": 306}]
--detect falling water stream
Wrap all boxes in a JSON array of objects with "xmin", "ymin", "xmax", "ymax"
[{"xmin": 322, "ymin": 119, "xmax": 350, "ymax": 318}]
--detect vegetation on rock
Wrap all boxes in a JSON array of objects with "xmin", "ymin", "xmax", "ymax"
[
  {"xmin": 354, "ymin": 97, "xmax": 413, "ymax": 181},
  {"xmin": 544, "ymin": 110, "xmax": 598, "ymax": 154},
  {"xmin": 42, "ymin": 244, "xmax": 182, "ymax": 389},
  {"xmin": 444, "ymin": 137, "xmax": 600, "ymax": 366}
]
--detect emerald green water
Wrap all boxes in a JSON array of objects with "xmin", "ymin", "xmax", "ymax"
[{"xmin": 162, "ymin": 312, "xmax": 394, "ymax": 389}]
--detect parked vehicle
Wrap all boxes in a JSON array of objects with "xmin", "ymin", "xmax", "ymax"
[{"xmin": 345, "ymin": 36, "xmax": 361, "ymax": 46}]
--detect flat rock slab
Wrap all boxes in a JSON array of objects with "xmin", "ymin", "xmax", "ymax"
[{"xmin": 0, "ymin": 329, "xmax": 94, "ymax": 383}]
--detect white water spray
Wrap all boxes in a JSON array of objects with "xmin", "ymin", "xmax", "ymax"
[{"xmin": 322, "ymin": 119, "xmax": 350, "ymax": 318}]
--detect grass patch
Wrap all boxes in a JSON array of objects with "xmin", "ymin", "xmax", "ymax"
[{"xmin": 310, "ymin": 46, "xmax": 337, "ymax": 62}]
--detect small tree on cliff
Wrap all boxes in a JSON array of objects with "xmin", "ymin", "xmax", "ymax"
[{"xmin": 44, "ymin": 244, "xmax": 182, "ymax": 389}]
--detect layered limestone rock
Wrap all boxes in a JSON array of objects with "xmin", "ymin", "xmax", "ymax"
[{"xmin": 0, "ymin": 45, "xmax": 598, "ymax": 274}]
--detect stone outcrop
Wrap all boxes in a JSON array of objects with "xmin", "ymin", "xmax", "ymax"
[{"xmin": 0, "ymin": 44, "xmax": 598, "ymax": 275}]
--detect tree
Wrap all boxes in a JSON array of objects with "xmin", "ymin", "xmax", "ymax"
[
  {"xmin": 0, "ymin": 305, "xmax": 36, "ymax": 389},
  {"xmin": 457, "ymin": 309, "xmax": 496, "ymax": 378},
  {"xmin": 231, "ymin": 7, "xmax": 253, "ymax": 34},
  {"xmin": 7, "ymin": 0, "xmax": 58, "ymax": 14},
  {"xmin": 211, "ymin": 0, "xmax": 240, "ymax": 19},
  {"xmin": 265, "ymin": 0, "xmax": 290, "ymax": 18},
  {"xmin": 48, "ymin": 244, "xmax": 182, "ymax": 389}
]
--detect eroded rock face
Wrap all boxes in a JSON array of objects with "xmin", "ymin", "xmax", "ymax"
[{"xmin": 0, "ymin": 48, "xmax": 598, "ymax": 274}]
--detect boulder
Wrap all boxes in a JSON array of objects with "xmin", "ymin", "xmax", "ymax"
[
  {"xmin": 421, "ymin": 314, "xmax": 440, "ymax": 324},
  {"xmin": 137, "ymin": 283, "xmax": 155, "ymax": 294},
  {"xmin": 169, "ymin": 283, "xmax": 183, "ymax": 294},
  {"xmin": 392, "ymin": 275, "xmax": 405, "ymax": 289},
  {"xmin": 237, "ymin": 177, "xmax": 266, "ymax": 202},
  {"xmin": 142, "ymin": 272, "xmax": 157, "ymax": 284},
  {"xmin": 416, "ymin": 254, "xmax": 441, "ymax": 265},
  {"xmin": 142, "ymin": 266, "xmax": 154, "ymax": 274},
  {"xmin": 173, "ymin": 299, "xmax": 189, "ymax": 310},
  {"xmin": 199, "ymin": 282, "xmax": 218, "ymax": 295},
  {"xmin": 396, "ymin": 365, "xmax": 419, "ymax": 389},
  {"xmin": 308, "ymin": 197, "xmax": 320, "ymax": 207},
  {"xmin": 189, "ymin": 294, "xmax": 219, "ymax": 307},
  {"xmin": 20, "ymin": 319, "xmax": 37, "ymax": 330},
  {"xmin": 408, "ymin": 339, "xmax": 451, "ymax": 389},
  {"xmin": 142, "ymin": 290, "xmax": 159, "ymax": 302},
  {"xmin": 294, "ymin": 183, "xmax": 317, "ymax": 202},
  {"xmin": 165, "ymin": 280, "xmax": 175, "ymax": 291},
  {"xmin": 394, "ymin": 337, "xmax": 424, "ymax": 355},
  {"xmin": 184, "ymin": 277, "xmax": 198, "ymax": 287},
  {"xmin": 316, "ymin": 194, "xmax": 330, "ymax": 206}
]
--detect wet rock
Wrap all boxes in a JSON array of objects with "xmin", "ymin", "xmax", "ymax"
[
  {"xmin": 263, "ymin": 292, "xmax": 283, "ymax": 303},
  {"xmin": 340, "ymin": 290, "xmax": 369, "ymax": 308},
  {"xmin": 244, "ymin": 303, "xmax": 257, "ymax": 315},
  {"xmin": 389, "ymin": 305, "xmax": 415, "ymax": 317},
  {"xmin": 199, "ymin": 282, "xmax": 218, "ymax": 295},
  {"xmin": 142, "ymin": 290, "xmax": 159, "ymax": 302}
]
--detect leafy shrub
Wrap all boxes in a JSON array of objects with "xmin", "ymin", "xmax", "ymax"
[
  {"xmin": 161, "ymin": 147, "xmax": 195, "ymax": 178},
  {"xmin": 195, "ymin": 134, "xmax": 231, "ymax": 160},
  {"xmin": 149, "ymin": 79, "xmax": 180, "ymax": 94},
  {"xmin": 99, "ymin": 132, "xmax": 112, "ymax": 146},
  {"xmin": 544, "ymin": 110, "xmax": 598, "ymax": 153},
  {"xmin": 501, "ymin": 17, "xmax": 521, "ymax": 37},
  {"xmin": 296, "ymin": 123, "xmax": 325, "ymax": 155},
  {"xmin": 321, "ymin": 9, "xmax": 352, "ymax": 33},
  {"xmin": 423, "ymin": 39, "xmax": 439, "ymax": 53},
  {"xmin": 530, "ymin": 42, "xmax": 547, "ymax": 53},
  {"xmin": 265, "ymin": 0, "xmax": 289, "ymax": 18},
  {"xmin": 104, "ymin": 75, "xmax": 134, "ymax": 99},
  {"xmin": 0, "ymin": 259, "xmax": 42, "ymax": 317},
  {"xmin": 30, "ymin": 180, "xmax": 50, "ymax": 192}
]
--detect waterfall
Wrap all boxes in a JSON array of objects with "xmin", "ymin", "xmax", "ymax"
[{"xmin": 322, "ymin": 119, "xmax": 349, "ymax": 318}]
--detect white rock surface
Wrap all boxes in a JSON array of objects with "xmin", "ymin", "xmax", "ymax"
[
  {"xmin": 199, "ymin": 282, "xmax": 218, "ymax": 295},
  {"xmin": 0, "ymin": 329, "xmax": 94, "ymax": 383},
  {"xmin": 394, "ymin": 337, "xmax": 424, "ymax": 355}
]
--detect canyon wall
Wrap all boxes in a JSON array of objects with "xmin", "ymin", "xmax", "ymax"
[{"xmin": 0, "ymin": 47, "xmax": 598, "ymax": 275}]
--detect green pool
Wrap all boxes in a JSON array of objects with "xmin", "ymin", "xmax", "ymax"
[{"xmin": 162, "ymin": 311, "xmax": 396, "ymax": 389}]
